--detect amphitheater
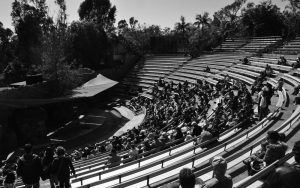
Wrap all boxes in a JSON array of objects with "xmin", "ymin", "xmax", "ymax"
[{"xmin": 11, "ymin": 36, "xmax": 300, "ymax": 188}]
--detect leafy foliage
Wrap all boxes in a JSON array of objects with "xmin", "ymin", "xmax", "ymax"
[
  {"xmin": 11, "ymin": 0, "xmax": 53, "ymax": 69},
  {"xmin": 241, "ymin": 1, "xmax": 285, "ymax": 36},
  {"xmin": 78, "ymin": 0, "xmax": 116, "ymax": 32},
  {"xmin": 67, "ymin": 21, "xmax": 109, "ymax": 69},
  {"xmin": 0, "ymin": 22, "xmax": 14, "ymax": 72}
]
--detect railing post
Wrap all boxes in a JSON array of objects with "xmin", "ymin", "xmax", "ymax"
[
  {"xmin": 193, "ymin": 146, "xmax": 196, "ymax": 154},
  {"xmin": 224, "ymin": 143, "xmax": 227, "ymax": 151},
  {"xmin": 138, "ymin": 159, "xmax": 141, "ymax": 168},
  {"xmin": 161, "ymin": 160, "xmax": 164, "ymax": 168},
  {"xmin": 99, "ymin": 172, "xmax": 101, "ymax": 180},
  {"xmin": 246, "ymin": 130, "xmax": 249, "ymax": 138},
  {"xmin": 80, "ymin": 178, "xmax": 83, "ymax": 186},
  {"xmin": 119, "ymin": 175, "xmax": 122, "ymax": 184},
  {"xmin": 192, "ymin": 157, "xmax": 195, "ymax": 168},
  {"xmin": 147, "ymin": 175, "xmax": 150, "ymax": 186},
  {"xmin": 250, "ymin": 146, "xmax": 254, "ymax": 155},
  {"xmin": 169, "ymin": 148, "xmax": 172, "ymax": 156}
]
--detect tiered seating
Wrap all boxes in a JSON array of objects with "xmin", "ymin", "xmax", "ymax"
[
  {"xmin": 232, "ymin": 105, "xmax": 300, "ymax": 188},
  {"xmin": 273, "ymin": 36, "xmax": 300, "ymax": 54},
  {"xmin": 101, "ymin": 112, "xmax": 279, "ymax": 188},
  {"xmin": 233, "ymin": 152, "xmax": 294, "ymax": 188},
  {"xmin": 114, "ymin": 55, "xmax": 188, "ymax": 98},
  {"xmin": 214, "ymin": 38, "xmax": 248, "ymax": 51},
  {"xmin": 251, "ymin": 53, "xmax": 298, "ymax": 66},
  {"xmin": 248, "ymin": 57, "xmax": 291, "ymax": 73},
  {"xmin": 166, "ymin": 53, "xmax": 244, "ymax": 85},
  {"xmin": 104, "ymin": 44, "xmax": 300, "ymax": 188},
  {"xmin": 8, "ymin": 50, "xmax": 300, "ymax": 188},
  {"xmin": 240, "ymin": 36, "xmax": 282, "ymax": 52},
  {"xmin": 71, "ymin": 124, "xmax": 242, "ymax": 187},
  {"xmin": 75, "ymin": 53, "xmax": 298, "ymax": 188}
]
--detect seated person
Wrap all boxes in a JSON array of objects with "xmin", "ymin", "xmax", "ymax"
[
  {"xmin": 204, "ymin": 66, "xmax": 210, "ymax": 72},
  {"xmin": 244, "ymin": 131, "xmax": 288, "ymax": 175},
  {"xmin": 276, "ymin": 78, "xmax": 284, "ymax": 92},
  {"xmin": 197, "ymin": 127, "xmax": 213, "ymax": 144},
  {"xmin": 265, "ymin": 64, "xmax": 274, "ymax": 77},
  {"xmin": 203, "ymin": 156, "xmax": 232, "ymax": 188},
  {"xmin": 192, "ymin": 121, "xmax": 203, "ymax": 137},
  {"xmin": 259, "ymin": 140, "xmax": 300, "ymax": 188},
  {"xmin": 292, "ymin": 57, "xmax": 300, "ymax": 69},
  {"xmin": 278, "ymin": 56, "xmax": 287, "ymax": 66},
  {"xmin": 128, "ymin": 144, "xmax": 139, "ymax": 160},
  {"xmin": 163, "ymin": 168, "xmax": 204, "ymax": 188},
  {"xmin": 242, "ymin": 57, "xmax": 250, "ymax": 65}
]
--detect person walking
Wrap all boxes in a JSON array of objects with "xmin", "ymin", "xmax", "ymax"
[
  {"xmin": 51, "ymin": 146, "xmax": 75, "ymax": 188},
  {"xmin": 16, "ymin": 144, "xmax": 42, "ymax": 188},
  {"xmin": 41, "ymin": 147, "xmax": 55, "ymax": 188}
]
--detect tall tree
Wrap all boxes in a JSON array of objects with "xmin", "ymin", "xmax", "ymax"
[
  {"xmin": 117, "ymin": 19, "xmax": 128, "ymax": 34},
  {"xmin": 0, "ymin": 22, "xmax": 14, "ymax": 71},
  {"xmin": 129, "ymin": 17, "xmax": 138, "ymax": 29},
  {"xmin": 68, "ymin": 21, "xmax": 108, "ymax": 70},
  {"xmin": 175, "ymin": 16, "xmax": 190, "ymax": 39},
  {"xmin": 241, "ymin": 1, "xmax": 285, "ymax": 36},
  {"xmin": 78, "ymin": 0, "xmax": 116, "ymax": 32},
  {"xmin": 212, "ymin": 0, "xmax": 246, "ymax": 38},
  {"xmin": 175, "ymin": 16, "xmax": 191, "ymax": 53},
  {"xmin": 194, "ymin": 12, "xmax": 211, "ymax": 32},
  {"xmin": 11, "ymin": 0, "xmax": 53, "ymax": 69}
]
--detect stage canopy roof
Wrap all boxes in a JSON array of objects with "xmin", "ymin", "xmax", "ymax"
[{"xmin": 0, "ymin": 74, "xmax": 118, "ymax": 108}]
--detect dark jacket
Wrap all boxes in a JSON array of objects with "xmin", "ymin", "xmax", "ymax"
[
  {"xmin": 203, "ymin": 174, "xmax": 232, "ymax": 188},
  {"xmin": 263, "ymin": 143, "xmax": 288, "ymax": 165},
  {"xmin": 51, "ymin": 156, "xmax": 75, "ymax": 181},
  {"xmin": 260, "ymin": 163, "xmax": 300, "ymax": 188},
  {"xmin": 41, "ymin": 155, "xmax": 54, "ymax": 180},
  {"xmin": 17, "ymin": 154, "xmax": 42, "ymax": 184}
]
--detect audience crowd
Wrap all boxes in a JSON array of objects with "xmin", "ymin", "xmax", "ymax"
[
  {"xmin": 69, "ymin": 77, "xmax": 254, "ymax": 164},
  {"xmin": 2, "ymin": 70, "xmax": 299, "ymax": 188}
]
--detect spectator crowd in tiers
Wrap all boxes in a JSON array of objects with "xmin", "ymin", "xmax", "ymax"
[
  {"xmin": 167, "ymin": 135, "xmax": 299, "ymax": 188},
  {"xmin": 1, "ymin": 74, "xmax": 299, "ymax": 188},
  {"xmin": 1, "ymin": 77, "xmax": 255, "ymax": 187},
  {"xmin": 69, "ymin": 77, "xmax": 254, "ymax": 165}
]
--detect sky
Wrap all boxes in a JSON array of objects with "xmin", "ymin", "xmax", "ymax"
[{"xmin": 0, "ymin": 0, "xmax": 288, "ymax": 30}]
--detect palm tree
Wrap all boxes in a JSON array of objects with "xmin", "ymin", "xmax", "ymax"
[
  {"xmin": 129, "ymin": 17, "xmax": 138, "ymax": 29},
  {"xmin": 194, "ymin": 12, "xmax": 211, "ymax": 32},
  {"xmin": 175, "ymin": 16, "xmax": 190, "ymax": 39},
  {"xmin": 175, "ymin": 16, "xmax": 190, "ymax": 54}
]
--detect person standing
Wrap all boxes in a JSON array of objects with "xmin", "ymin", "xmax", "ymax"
[
  {"xmin": 17, "ymin": 144, "xmax": 42, "ymax": 188},
  {"xmin": 51, "ymin": 146, "xmax": 75, "ymax": 188},
  {"xmin": 106, "ymin": 149, "xmax": 121, "ymax": 168},
  {"xmin": 41, "ymin": 147, "xmax": 55, "ymax": 188},
  {"xmin": 258, "ymin": 90, "xmax": 268, "ymax": 120}
]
